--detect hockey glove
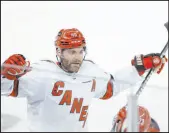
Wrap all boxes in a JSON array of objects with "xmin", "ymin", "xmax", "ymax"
[
  {"xmin": 131, "ymin": 53, "xmax": 167, "ymax": 76},
  {"xmin": 1, "ymin": 54, "xmax": 30, "ymax": 80}
]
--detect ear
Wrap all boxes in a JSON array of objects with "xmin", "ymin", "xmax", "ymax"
[{"xmin": 56, "ymin": 48, "xmax": 61, "ymax": 57}]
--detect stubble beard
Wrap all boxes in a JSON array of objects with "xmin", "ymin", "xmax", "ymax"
[{"xmin": 60, "ymin": 58, "xmax": 82, "ymax": 73}]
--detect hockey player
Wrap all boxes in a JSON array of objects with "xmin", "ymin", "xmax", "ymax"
[
  {"xmin": 111, "ymin": 105, "xmax": 160, "ymax": 132},
  {"xmin": 1, "ymin": 28, "xmax": 167, "ymax": 131}
]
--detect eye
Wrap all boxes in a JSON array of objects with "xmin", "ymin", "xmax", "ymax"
[
  {"xmin": 71, "ymin": 51, "xmax": 76, "ymax": 54},
  {"xmin": 68, "ymin": 50, "xmax": 75, "ymax": 55},
  {"xmin": 80, "ymin": 50, "xmax": 84, "ymax": 54}
]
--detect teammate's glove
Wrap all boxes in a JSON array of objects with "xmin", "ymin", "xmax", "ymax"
[
  {"xmin": 131, "ymin": 53, "xmax": 167, "ymax": 76},
  {"xmin": 1, "ymin": 54, "xmax": 30, "ymax": 80}
]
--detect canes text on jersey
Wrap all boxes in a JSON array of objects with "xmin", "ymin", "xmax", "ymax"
[{"xmin": 51, "ymin": 81, "xmax": 95, "ymax": 127}]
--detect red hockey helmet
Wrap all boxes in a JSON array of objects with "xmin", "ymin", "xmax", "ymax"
[
  {"xmin": 55, "ymin": 28, "xmax": 86, "ymax": 49},
  {"xmin": 111, "ymin": 106, "xmax": 160, "ymax": 132}
]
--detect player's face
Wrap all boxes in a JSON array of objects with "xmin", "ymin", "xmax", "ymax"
[{"xmin": 60, "ymin": 47, "xmax": 85, "ymax": 73}]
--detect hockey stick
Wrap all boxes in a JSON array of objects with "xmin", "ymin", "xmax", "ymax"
[
  {"xmin": 126, "ymin": 22, "xmax": 168, "ymax": 132},
  {"xmin": 135, "ymin": 22, "xmax": 168, "ymax": 97}
]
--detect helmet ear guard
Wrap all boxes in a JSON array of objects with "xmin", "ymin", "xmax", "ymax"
[
  {"xmin": 55, "ymin": 46, "xmax": 59, "ymax": 53},
  {"xmin": 56, "ymin": 47, "xmax": 61, "ymax": 57}
]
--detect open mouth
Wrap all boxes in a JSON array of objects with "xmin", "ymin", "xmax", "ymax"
[
  {"xmin": 72, "ymin": 63, "xmax": 81, "ymax": 65},
  {"xmin": 71, "ymin": 63, "xmax": 81, "ymax": 67}
]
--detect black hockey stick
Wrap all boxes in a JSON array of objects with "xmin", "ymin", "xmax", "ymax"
[
  {"xmin": 136, "ymin": 22, "xmax": 168, "ymax": 97},
  {"xmin": 123, "ymin": 22, "xmax": 168, "ymax": 132}
]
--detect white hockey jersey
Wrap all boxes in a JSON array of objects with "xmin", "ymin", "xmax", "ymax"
[{"xmin": 1, "ymin": 60, "xmax": 144, "ymax": 132}]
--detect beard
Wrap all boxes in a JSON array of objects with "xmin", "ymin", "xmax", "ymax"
[{"xmin": 60, "ymin": 58, "xmax": 82, "ymax": 73}]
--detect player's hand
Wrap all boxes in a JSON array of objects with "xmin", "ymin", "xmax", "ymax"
[
  {"xmin": 1, "ymin": 54, "xmax": 30, "ymax": 80},
  {"xmin": 131, "ymin": 53, "xmax": 167, "ymax": 76}
]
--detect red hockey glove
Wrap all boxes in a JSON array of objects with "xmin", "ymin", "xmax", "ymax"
[
  {"xmin": 1, "ymin": 54, "xmax": 30, "ymax": 80},
  {"xmin": 131, "ymin": 53, "xmax": 167, "ymax": 76}
]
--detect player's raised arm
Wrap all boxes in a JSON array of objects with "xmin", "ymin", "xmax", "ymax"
[
  {"xmin": 99, "ymin": 53, "xmax": 167, "ymax": 99},
  {"xmin": 1, "ymin": 54, "xmax": 30, "ymax": 97}
]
